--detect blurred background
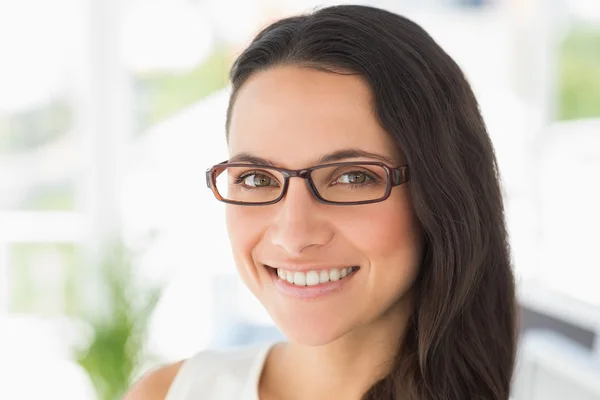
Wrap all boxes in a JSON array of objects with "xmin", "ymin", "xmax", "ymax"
[{"xmin": 0, "ymin": 0, "xmax": 598, "ymax": 398}]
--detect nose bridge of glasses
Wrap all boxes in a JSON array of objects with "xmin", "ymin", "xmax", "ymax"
[
  {"xmin": 281, "ymin": 168, "xmax": 318, "ymax": 199},
  {"xmin": 282, "ymin": 168, "xmax": 312, "ymax": 179},
  {"xmin": 281, "ymin": 169, "xmax": 316, "ymax": 197}
]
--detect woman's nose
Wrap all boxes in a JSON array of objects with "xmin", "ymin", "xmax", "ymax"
[{"xmin": 268, "ymin": 178, "xmax": 333, "ymax": 256}]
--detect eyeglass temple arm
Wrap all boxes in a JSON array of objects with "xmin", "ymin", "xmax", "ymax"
[
  {"xmin": 206, "ymin": 169, "xmax": 213, "ymax": 188},
  {"xmin": 391, "ymin": 166, "xmax": 409, "ymax": 186}
]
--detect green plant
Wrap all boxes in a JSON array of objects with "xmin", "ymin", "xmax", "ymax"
[
  {"xmin": 558, "ymin": 25, "xmax": 600, "ymax": 120},
  {"xmin": 134, "ymin": 43, "xmax": 229, "ymax": 133},
  {"xmin": 73, "ymin": 238, "xmax": 162, "ymax": 400}
]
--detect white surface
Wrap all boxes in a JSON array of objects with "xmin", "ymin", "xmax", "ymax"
[
  {"xmin": 534, "ymin": 119, "xmax": 600, "ymax": 308},
  {"xmin": 122, "ymin": 1, "xmax": 214, "ymax": 72},
  {"xmin": 0, "ymin": 0, "xmax": 80, "ymax": 112},
  {"xmin": 513, "ymin": 331, "xmax": 600, "ymax": 400},
  {"xmin": 0, "ymin": 316, "xmax": 96, "ymax": 400}
]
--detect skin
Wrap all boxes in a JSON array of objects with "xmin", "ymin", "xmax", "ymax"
[{"xmin": 124, "ymin": 66, "xmax": 424, "ymax": 400}]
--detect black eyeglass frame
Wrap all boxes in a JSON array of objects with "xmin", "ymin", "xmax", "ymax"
[{"xmin": 205, "ymin": 160, "xmax": 409, "ymax": 206}]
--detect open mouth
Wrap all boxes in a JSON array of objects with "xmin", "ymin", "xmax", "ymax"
[{"xmin": 265, "ymin": 265, "xmax": 360, "ymax": 287}]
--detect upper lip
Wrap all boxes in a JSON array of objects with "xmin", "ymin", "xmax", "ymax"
[{"xmin": 263, "ymin": 263, "xmax": 358, "ymax": 272}]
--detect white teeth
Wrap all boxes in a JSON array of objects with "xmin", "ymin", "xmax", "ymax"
[
  {"xmin": 274, "ymin": 266, "xmax": 360, "ymax": 286},
  {"xmin": 306, "ymin": 271, "xmax": 320, "ymax": 286},
  {"xmin": 293, "ymin": 271, "xmax": 306, "ymax": 286},
  {"xmin": 329, "ymin": 268, "xmax": 341, "ymax": 281},
  {"xmin": 319, "ymin": 270, "xmax": 329, "ymax": 284}
]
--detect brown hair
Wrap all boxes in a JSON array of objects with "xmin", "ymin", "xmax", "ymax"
[{"xmin": 225, "ymin": 5, "xmax": 518, "ymax": 399}]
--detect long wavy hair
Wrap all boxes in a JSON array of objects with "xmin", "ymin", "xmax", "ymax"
[{"xmin": 224, "ymin": 5, "xmax": 518, "ymax": 400}]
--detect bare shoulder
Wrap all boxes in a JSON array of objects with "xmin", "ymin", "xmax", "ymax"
[{"xmin": 123, "ymin": 360, "xmax": 185, "ymax": 400}]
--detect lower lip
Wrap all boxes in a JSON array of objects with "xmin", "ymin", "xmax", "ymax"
[{"xmin": 267, "ymin": 266, "xmax": 359, "ymax": 300}]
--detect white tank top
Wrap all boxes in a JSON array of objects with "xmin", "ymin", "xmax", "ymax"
[{"xmin": 165, "ymin": 343, "xmax": 274, "ymax": 400}]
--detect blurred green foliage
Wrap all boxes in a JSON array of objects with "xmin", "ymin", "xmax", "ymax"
[
  {"xmin": 0, "ymin": 99, "xmax": 72, "ymax": 153},
  {"xmin": 10, "ymin": 239, "xmax": 162, "ymax": 400},
  {"xmin": 73, "ymin": 239, "xmax": 162, "ymax": 400},
  {"xmin": 0, "ymin": 44, "xmax": 228, "ymax": 154},
  {"xmin": 17, "ymin": 179, "xmax": 76, "ymax": 211},
  {"xmin": 0, "ymin": 27, "xmax": 597, "ymax": 155},
  {"xmin": 6, "ymin": 45, "xmax": 228, "ymax": 211},
  {"xmin": 10, "ymin": 243, "xmax": 80, "ymax": 315},
  {"xmin": 558, "ymin": 25, "xmax": 600, "ymax": 120},
  {"xmin": 134, "ymin": 43, "xmax": 229, "ymax": 133}
]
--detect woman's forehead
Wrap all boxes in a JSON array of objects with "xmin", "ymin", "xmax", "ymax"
[{"xmin": 227, "ymin": 66, "xmax": 401, "ymax": 166}]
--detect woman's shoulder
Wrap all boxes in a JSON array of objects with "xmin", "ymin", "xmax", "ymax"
[
  {"xmin": 123, "ymin": 360, "xmax": 185, "ymax": 400},
  {"xmin": 124, "ymin": 343, "xmax": 274, "ymax": 400}
]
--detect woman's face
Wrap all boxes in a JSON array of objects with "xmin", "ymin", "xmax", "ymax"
[{"xmin": 225, "ymin": 66, "xmax": 424, "ymax": 345}]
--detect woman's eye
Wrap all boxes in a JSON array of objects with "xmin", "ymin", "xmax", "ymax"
[
  {"xmin": 242, "ymin": 173, "xmax": 275, "ymax": 187},
  {"xmin": 337, "ymin": 171, "xmax": 371, "ymax": 184}
]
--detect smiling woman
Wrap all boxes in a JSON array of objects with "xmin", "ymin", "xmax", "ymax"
[{"xmin": 125, "ymin": 4, "xmax": 517, "ymax": 400}]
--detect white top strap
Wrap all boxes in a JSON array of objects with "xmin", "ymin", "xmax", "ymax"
[{"xmin": 165, "ymin": 344, "xmax": 273, "ymax": 400}]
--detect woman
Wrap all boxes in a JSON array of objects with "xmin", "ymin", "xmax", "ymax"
[{"xmin": 126, "ymin": 4, "xmax": 517, "ymax": 400}]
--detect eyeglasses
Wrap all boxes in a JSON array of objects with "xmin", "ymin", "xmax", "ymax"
[{"xmin": 206, "ymin": 161, "xmax": 409, "ymax": 206}]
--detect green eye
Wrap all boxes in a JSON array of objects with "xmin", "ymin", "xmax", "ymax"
[
  {"xmin": 244, "ymin": 174, "xmax": 272, "ymax": 187},
  {"xmin": 338, "ymin": 171, "xmax": 371, "ymax": 184},
  {"xmin": 236, "ymin": 171, "xmax": 279, "ymax": 188}
]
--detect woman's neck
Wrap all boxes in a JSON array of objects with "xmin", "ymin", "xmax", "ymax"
[{"xmin": 259, "ymin": 296, "xmax": 413, "ymax": 400}]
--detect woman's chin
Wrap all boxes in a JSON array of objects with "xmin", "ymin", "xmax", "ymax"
[
  {"xmin": 281, "ymin": 328, "xmax": 344, "ymax": 347},
  {"xmin": 271, "ymin": 312, "xmax": 350, "ymax": 346}
]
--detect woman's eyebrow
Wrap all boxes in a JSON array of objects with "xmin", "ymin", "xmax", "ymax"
[
  {"xmin": 317, "ymin": 149, "xmax": 396, "ymax": 165},
  {"xmin": 228, "ymin": 148, "xmax": 397, "ymax": 166},
  {"xmin": 228, "ymin": 153, "xmax": 277, "ymax": 166}
]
